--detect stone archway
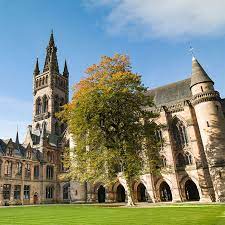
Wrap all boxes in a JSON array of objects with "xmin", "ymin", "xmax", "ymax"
[
  {"xmin": 97, "ymin": 185, "xmax": 106, "ymax": 203},
  {"xmin": 137, "ymin": 183, "xmax": 147, "ymax": 202},
  {"xmin": 159, "ymin": 181, "xmax": 172, "ymax": 202},
  {"xmin": 185, "ymin": 180, "xmax": 200, "ymax": 201},
  {"xmin": 116, "ymin": 184, "xmax": 126, "ymax": 202}
]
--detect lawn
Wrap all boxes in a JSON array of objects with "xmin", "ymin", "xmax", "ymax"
[{"xmin": 0, "ymin": 204, "xmax": 225, "ymax": 225}]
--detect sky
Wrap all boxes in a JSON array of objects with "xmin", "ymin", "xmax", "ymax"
[{"xmin": 1, "ymin": 0, "xmax": 225, "ymax": 140}]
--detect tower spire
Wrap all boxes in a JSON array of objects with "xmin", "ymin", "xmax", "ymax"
[
  {"xmin": 43, "ymin": 31, "xmax": 59, "ymax": 73},
  {"xmin": 190, "ymin": 57, "xmax": 214, "ymax": 88},
  {"xmin": 34, "ymin": 58, "xmax": 40, "ymax": 76},
  {"xmin": 49, "ymin": 30, "xmax": 55, "ymax": 47},
  {"xmin": 15, "ymin": 126, "xmax": 20, "ymax": 146},
  {"xmin": 63, "ymin": 60, "xmax": 69, "ymax": 77}
]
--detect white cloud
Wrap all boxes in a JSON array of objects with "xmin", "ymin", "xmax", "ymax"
[{"xmin": 85, "ymin": 0, "xmax": 225, "ymax": 38}]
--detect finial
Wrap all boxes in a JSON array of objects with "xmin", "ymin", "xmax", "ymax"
[
  {"xmin": 34, "ymin": 57, "xmax": 40, "ymax": 75},
  {"xmin": 63, "ymin": 59, "xmax": 69, "ymax": 77},
  {"xmin": 49, "ymin": 30, "xmax": 55, "ymax": 47},
  {"xmin": 16, "ymin": 125, "xmax": 20, "ymax": 146},
  {"xmin": 189, "ymin": 44, "xmax": 195, "ymax": 60}
]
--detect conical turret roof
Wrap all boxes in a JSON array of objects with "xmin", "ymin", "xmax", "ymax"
[{"xmin": 190, "ymin": 57, "xmax": 214, "ymax": 88}]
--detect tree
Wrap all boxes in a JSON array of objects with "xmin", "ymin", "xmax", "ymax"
[{"xmin": 58, "ymin": 54, "xmax": 161, "ymax": 206}]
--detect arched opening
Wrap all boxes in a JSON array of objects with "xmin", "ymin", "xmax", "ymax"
[
  {"xmin": 137, "ymin": 183, "xmax": 147, "ymax": 202},
  {"xmin": 185, "ymin": 180, "xmax": 200, "ymax": 201},
  {"xmin": 97, "ymin": 185, "xmax": 106, "ymax": 203},
  {"xmin": 159, "ymin": 181, "xmax": 172, "ymax": 202},
  {"xmin": 116, "ymin": 184, "xmax": 126, "ymax": 202}
]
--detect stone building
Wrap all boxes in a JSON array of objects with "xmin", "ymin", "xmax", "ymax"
[
  {"xmin": 68, "ymin": 58, "xmax": 225, "ymax": 204},
  {"xmin": 0, "ymin": 33, "xmax": 225, "ymax": 205},
  {"xmin": 0, "ymin": 32, "xmax": 70, "ymax": 205}
]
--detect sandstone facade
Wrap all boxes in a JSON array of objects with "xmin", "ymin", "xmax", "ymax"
[{"xmin": 0, "ymin": 33, "xmax": 225, "ymax": 205}]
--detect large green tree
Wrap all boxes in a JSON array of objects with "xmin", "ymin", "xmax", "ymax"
[{"xmin": 59, "ymin": 54, "xmax": 161, "ymax": 206}]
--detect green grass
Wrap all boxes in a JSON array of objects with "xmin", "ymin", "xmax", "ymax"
[{"xmin": 0, "ymin": 204, "xmax": 225, "ymax": 225}]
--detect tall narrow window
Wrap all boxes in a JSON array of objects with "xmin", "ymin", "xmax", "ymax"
[
  {"xmin": 3, "ymin": 184, "xmax": 11, "ymax": 200},
  {"xmin": 25, "ymin": 163, "xmax": 31, "ymax": 178},
  {"xmin": 17, "ymin": 162, "xmax": 22, "ymax": 175},
  {"xmin": 42, "ymin": 95, "xmax": 48, "ymax": 113},
  {"xmin": 63, "ymin": 184, "xmax": 70, "ymax": 200},
  {"xmin": 172, "ymin": 117, "xmax": 188, "ymax": 149},
  {"xmin": 34, "ymin": 165, "xmax": 39, "ymax": 179},
  {"xmin": 184, "ymin": 152, "xmax": 193, "ymax": 165},
  {"xmin": 14, "ymin": 185, "xmax": 21, "ymax": 200},
  {"xmin": 46, "ymin": 165, "xmax": 54, "ymax": 180},
  {"xmin": 24, "ymin": 185, "xmax": 30, "ymax": 200},
  {"xmin": 36, "ymin": 98, "xmax": 42, "ymax": 115},
  {"xmin": 46, "ymin": 186, "xmax": 54, "ymax": 199},
  {"xmin": 4, "ymin": 161, "xmax": 12, "ymax": 177}
]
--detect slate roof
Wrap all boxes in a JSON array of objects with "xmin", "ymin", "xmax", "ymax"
[
  {"xmin": 190, "ymin": 57, "xmax": 214, "ymax": 88},
  {"xmin": 0, "ymin": 138, "xmax": 42, "ymax": 161},
  {"xmin": 147, "ymin": 78, "xmax": 192, "ymax": 106}
]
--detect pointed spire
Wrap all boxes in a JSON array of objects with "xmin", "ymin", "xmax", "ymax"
[
  {"xmin": 34, "ymin": 58, "xmax": 40, "ymax": 76},
  {"xmin": 190, "ymin": 57, "xmax": 214, "ymax": 88},
  {"xmin": 43, "ymin": 31, "xmax": 59, "ymax": 73},
  {"xmin": 49, "ymin": 30, "xmax": 55, "ymax": 47},
  {"xmin": 63, "ymin": 60, "xmax": 69, "ymax": 77},
  {"xmin": 15, "ymin": 126, "xmax": 20, "ymax": 146}
]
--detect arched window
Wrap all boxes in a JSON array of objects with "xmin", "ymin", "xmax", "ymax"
[
  {"xmin": 172, "ymin": 117, "xmax": 188, "ymax": 149},
  {"xmin": 184, "ymin": 152, "xmax": 193, "ymax": 165},
  {"xmin": 36, "ymin": 98, "xmax": 42, "ymax": 115},
  {"xmin": 176, "ymin": 153, "xmax": 185, "ymax": 167},
  {"xmin": 42, "ymin": 95, "xmax": 48, "ymax": 113},
  {"xmin": 63, "ymin": 184, "xmax": 70, "ymax": 200},
  {"xmin": 161, "ymin": 155, "xmax": 167, "ymax": 167}
]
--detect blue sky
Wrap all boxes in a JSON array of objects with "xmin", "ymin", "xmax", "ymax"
[{"xmin": 1, "ymin": 0, "xmax": 225, "ymax": 140}]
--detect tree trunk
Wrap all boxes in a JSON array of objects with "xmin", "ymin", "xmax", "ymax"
[{"xmin": 125, "ymin": 179, "xmax": 136, "ymax": 207}]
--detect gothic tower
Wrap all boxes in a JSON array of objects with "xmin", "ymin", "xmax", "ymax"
[
  {"xmin": 32, "ymin": 32, "xmax": 69, "ymax": 137},
  {"xmin": 190, "ymin": 57, "xmax": 225, "ymax": 201}
]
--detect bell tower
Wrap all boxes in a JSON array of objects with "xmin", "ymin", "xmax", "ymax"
[{"xmin": 32, "ymin": 32, "xmax": 69, "ymax": 137}]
